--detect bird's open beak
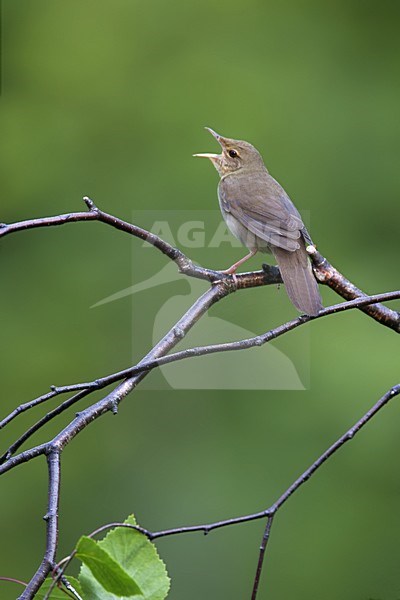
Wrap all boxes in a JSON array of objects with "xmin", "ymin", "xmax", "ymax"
[{"xmin": 193, "ymin": 127, "xmax": 225, "ymax": 159}]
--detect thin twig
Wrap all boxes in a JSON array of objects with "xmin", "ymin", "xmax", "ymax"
[
  {"xmin": 0, "ymin": 390, "xmax": 91, "ymax": 464},
  {"xmin": 0, "ymin": 443, "xmax": 48, "ymax": 476},
  {"xmin": 110, "ymin": 290, "xmax": 399, "ymax": 377},
  {"xmin": 1, "ymin": 290, "xmax": 398, "ymax": 467},
  {"xmin": 145, "ymin": 384, "xmax": 400, "ymax": 542},
  {"xmin": 0, "ymin": 390, "xmax": 60, "ymax": 431},
  {"xmin": 4, "ymin": 285, "xmax": 230, "ymax": 598},
  {"xmin": 249, "ymin": 383, "xmax": 400, "ymax": 599},
  {"xmin": 0, "ymin": 577, "xmax": 27, "ymax": 587},
  {"xmin": 0, "ymin": 197, "xmax": 228, "ymax": 284},
  {"xmin": 50, "ymin": 385, "xmax": 400, "ymax": 598},
  {"xmin": 1, "ymin": 290, "xmax": 398, "ymax": 463},
  {"xmin": 251, "ymin": 516, "xmax": 274, "ymax": 600},
  {"xmin": 2, "ymin": 199, "xmax": 398, "ymax": 598}
]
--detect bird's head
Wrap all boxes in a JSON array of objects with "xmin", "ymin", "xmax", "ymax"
[{"xmin": 194, "ymin": 127, "xmax": 265, "ymax": 177}]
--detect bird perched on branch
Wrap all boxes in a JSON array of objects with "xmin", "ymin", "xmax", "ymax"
[{"xmin": 194, "ymin": 128, "xmax": 322, "ymax": 316}]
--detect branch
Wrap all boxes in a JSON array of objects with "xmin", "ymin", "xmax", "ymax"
[
  {"xmin": 2, "ymin": 284, "xmax": 232, "ymax": 598},
  {"xmin": 141, "ymin": 384, "xmax": 400, "ymax": 538},
  {"xmin": 51, "ymin": 385, "xmax": 400, "ymax": 598},
  {"xmin": 0, "ymin": 390, "xmax": 90, "ymax": 464},
  {"xmin": 0, "ymin": 284, "xmax": 227, "ymax": 477},
  {"xmin": 133, "ymin": 381, "xmax": 400, "ymax": 540},
  {"xmin": 18, "ymin": 451, "xmax": 61, "ymax": 600},
  {"xmin": 2, "ymin": 198, "xmax": 398, "ymax": 598},
  {"xmin": 310, "ymin": 248, "xmax": 400, "ymax": 332},
  {"xmin": 249, "ymin": 382, "xmax": 400, "ymax": 599},
  {"xmin": 1, "ymin": 197, "xmax": 398, "ymax": 330},
  {"xmin": 251, "ymin": 516, "xmax": 274, "ymax": 600},
  {"xmin": 0, "ymin": 197, "xmax": 279, "ymax": 286},
  {"xmin": 1, "ymin": 290, "xmax": 398, "ymax": 464},
  {"xmin": 114, "ymin": 289, "xmax": 400, "ymax": 375}
]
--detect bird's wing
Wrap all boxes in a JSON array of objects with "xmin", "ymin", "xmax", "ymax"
[{"xmin": 219, "ymin": 172, "xmax": 305, "ymax": 252}]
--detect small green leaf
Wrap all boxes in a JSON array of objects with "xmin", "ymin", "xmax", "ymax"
[
  {"xmin": 79, "ymin": 515, "xmax": 170, "ymax": 600},
  {"xmin": 76, "ymin": 535, "xmax": 143, "ymax": 597}
]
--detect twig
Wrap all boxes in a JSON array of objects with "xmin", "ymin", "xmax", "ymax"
[
  {"xmin": 141, "ymin": 385, "xmax": 400, "ymax": 541},
  {"xmin": 2, "ymin": 198, "xmax": 398, "ymax": 598},
  {"xmin": 0, "ymin": 197, "xmax": 235, "ymax": 284},
  {"xmin": 0, "ymin": 284, "xmax": 229, "ymax": 476},
  {"xmin": 108, "ymin": 290, "xmax": 399, "ymax": 377},
  {"xmin": 0, "ymin": 197, "xmax": 398, "ymax": 329},
  {"xmin": 249, "ymin": 383, "xmax": 400, "ymax": 599},
  {"xmin": 0, "ymin": 577, "xmax": 27, "ymax": 587},
  {"xmin": 251, "ymin": 516, "xmax": 274, "ymax": 600},
  {"xmin": 0, "ymin": 390, "xmax": 91, "ymax": 464},
  {"xmin": 0, "ymin": 390, "xmax": 60, "ymax": 431},
  {"xmin": 2, "ymin": 290, "xmax": 398, "ymax": 464},
  {"xmin": 50, "ymin": 385, "xmax": 400, "ymax": 599},
  {"xmin": 5, "ymin": 284, "xmax": 230, "ymax": 598}
]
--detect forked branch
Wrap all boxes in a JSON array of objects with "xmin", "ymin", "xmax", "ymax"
[
  {"xmin": 0, "ymin": 196, "xmax": 398, "ymax": 329},
  {"xmin": 0, "ymin": 197, "xmax": 398, "ymax": 600}
]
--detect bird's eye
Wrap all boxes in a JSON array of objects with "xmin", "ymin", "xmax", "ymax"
[{"xmin": 228, "ymin": 149, "xmax": 238, "ymax": 158}]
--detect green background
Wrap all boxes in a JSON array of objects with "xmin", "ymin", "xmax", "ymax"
[{"xmin": 1, "ymin": 1, "xmax": 399, "ymax": 598}]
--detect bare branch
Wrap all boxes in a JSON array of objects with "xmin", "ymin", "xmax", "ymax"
[
  {"xmin": 0, "ymin": 390, "xmax": 90, "ymax": 464},
  {"xmin": 50, "ymin": 385, "xmax": 400, "ymax": 599},
  {"xmin": 0, "ymin": 197, "xmax": 269, "ymax": 285},
  {"xmin": 251, "ymin": 516, "xmax": 274, "ymax": 600},
  {"xmin": 0, "ymin": 390, "xmax": 62, "ymax": 431},
  {"xmin": 123, "ymin": 289, "xmax": 400, "ymax": 375},
  {"xmin": 1, "ymin": 286, "xmax": 227, "ymax": 468},
  {"xmin": 1, "ymin": 197, "xmax": 397, "ymax": 330},
  {"xmin": 2, "ymin": 199, "xmax": 398, "ymax": 598},
  {"xmin": 0, "ymin": 444, "xmax": 48, "ymax": 476},
  {"xmin": 1, "ymin": 290, "xmax": 398, "ymax": 464},
  {"xmin": 18, "ymin": 451, "xmax": 61, "ymax": 600},
  {"xmin": 1, "ymin": 283, "xmax": 231, "ymax": 597},
  {"xmin": 106, "ymin": 384, "xmax": 400, "ymax": 540},
  {"xmin": 310, "ymin": 248, "xmax": 400, "ymax": 332}
]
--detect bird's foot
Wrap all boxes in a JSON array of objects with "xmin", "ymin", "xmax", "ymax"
[
  {"xmin": 216, "ymin": 267, "xmax": 238, "ymax": 288},
  {"xmin": 230, "ymin": 273, "xmax": 238, "ymax": 288}
]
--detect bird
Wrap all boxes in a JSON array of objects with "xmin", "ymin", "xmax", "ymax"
[{"xmin": 194, "ymin": 128, "xmax": 322, "ymax": 316}]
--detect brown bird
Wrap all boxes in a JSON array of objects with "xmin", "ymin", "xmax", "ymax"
[{"xmin": 194, "ymin": 128, "xmax": 322, "ymax": 316}]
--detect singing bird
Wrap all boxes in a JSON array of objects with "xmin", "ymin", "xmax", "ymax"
[{"xmin": 194, "ymin": 128, "xmax": 322, "ymax": 316}]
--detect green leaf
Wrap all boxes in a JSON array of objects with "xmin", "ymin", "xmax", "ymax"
[
  {"xmin": 79, "ymin": 515, "xmax": 170, "ymax": 600},
  {"xmin": 76, "ymin": 535, "xmax": 142, "ymax": 597}
]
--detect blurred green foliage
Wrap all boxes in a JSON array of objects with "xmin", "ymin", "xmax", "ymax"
[{"xmin": 1, "ymin": 1, "xmax": 399, "ymax": 599}]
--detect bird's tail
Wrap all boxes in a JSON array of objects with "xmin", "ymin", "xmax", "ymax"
[{"xmin": 271, "ymin": 243, "xmax": 322, "ymax": 316}]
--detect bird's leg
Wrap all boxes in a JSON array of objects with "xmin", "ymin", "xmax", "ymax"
[{"xmin": 220, "ymin": 249, "xmax": 258, "ymax": 274}]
